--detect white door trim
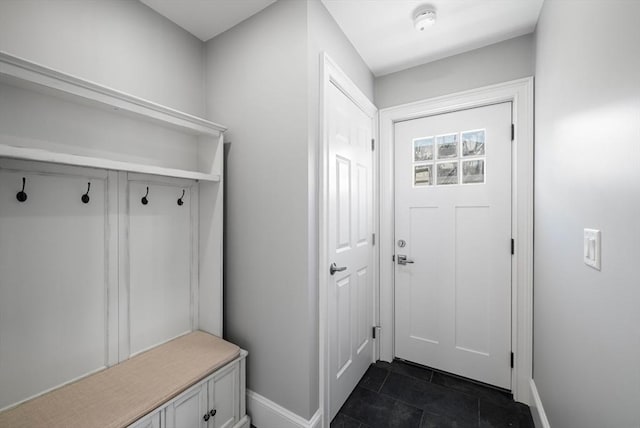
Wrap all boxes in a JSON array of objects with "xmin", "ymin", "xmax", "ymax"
[
  {"xmin": 379, "ymin": 77, "xmax": 534, "ymax": 404},
  {"xmin": 319, "ymin": 52, "xmax": 378, "ymax": 428}
]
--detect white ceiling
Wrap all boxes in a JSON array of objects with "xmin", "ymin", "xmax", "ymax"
[
  {"xmin": 322, "ymin": 0, "xmax": 544, "ymax": 76},
  {"xmin": 140, "ymin": 0, "xmax": 543, "ymax": 77},
  {"xmin": 139, "ymin": 0, "xmax": 277, "ymax": 41}
]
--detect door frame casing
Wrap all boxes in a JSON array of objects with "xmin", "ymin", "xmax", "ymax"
[
  {"xmin": 379, "ymin": 78, "xmax": 534, "ymax": 404},
  {"xmin": 319, "ymin": 52, "xmax": 378, "ymax": 427}
]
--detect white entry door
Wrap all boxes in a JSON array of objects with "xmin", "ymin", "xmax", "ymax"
[
  {"xmin": 394, "ymin": 102, "xmax": 512, "ymax": 389},
  {"xmin": 327, "ymin": 81, "xmax": 375, "ymax": 419}
]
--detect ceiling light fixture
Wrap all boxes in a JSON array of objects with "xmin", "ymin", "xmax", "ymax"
[{"xmin": 414, "ymin": 7, "xmax": 437, "ymax": 31}]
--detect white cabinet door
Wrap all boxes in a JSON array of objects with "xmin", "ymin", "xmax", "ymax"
[
  {"xmin": 128, "ymin": 410, "xmax": 162, "ymax": 428},
  {"xmin": 211, "ymin": 364, "xmax": 239, "ymax": 428},
  {"xmin": 165, "ymin": 362, "xmax": 239, "ymax": 428},
  {"xmin": 166, "ymin": 382, "xmax": 209, "ymax": 428},
  {"xmin": 129, "ymin": 358, "xmax": 243, "ymax": 428}
]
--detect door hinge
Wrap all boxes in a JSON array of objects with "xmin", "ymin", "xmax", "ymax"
[
  {"xmin": 511, "ymin": 124, "xmax": 515, "ymax": 141},
  {"xmin": 371, "ymin": 138, "xmax": 375, "ymax": 151},
  {"xmin": 511, "ymin": 238, "xmax": 515, "ymax": 255},
  {"xmin": 392, "ymin": 254, "xmax": 395, "ymax": 262},
  {"xmin": 510, "ymin": 352, "xmax": 514, "ymax": 368},
  {"xmin": 372, "ymin": 326, "xmax": 380, "ymax": 339},
  {"xmin": 372, "ymin": 233, "xmax": 375, "ymax": 245}
]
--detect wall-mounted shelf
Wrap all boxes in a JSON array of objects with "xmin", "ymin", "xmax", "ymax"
[
  {"xmin": 0, "ymin": 145, "xmax": 220, "ymax": 182},
  {"xmin": 0, "ymin": 54, "xmax": 227, "ymax": 415},
  {"xmin": 0, "ymin": 51, "xmax": 226, "ymax": 180},
  {"xmin": 0, "ymin": 51, "xmax": 226, "ymax": 136}
]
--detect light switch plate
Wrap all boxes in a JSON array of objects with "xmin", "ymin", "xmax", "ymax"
[{"xmin": 583, "ymin": 228, "xmax": 601, "ymax": 270}]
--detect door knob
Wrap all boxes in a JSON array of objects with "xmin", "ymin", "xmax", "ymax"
[
  {"xmin": 397, "ymin": 255, "xmax": 414, "ymax": 265},
  {"xmin": 330, "ymin": 263, "xmax": 347, "ymax": 275}
]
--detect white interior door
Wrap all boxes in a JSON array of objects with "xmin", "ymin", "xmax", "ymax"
[
  {"xmin": 328, "ymin": 81, "xmax": 375, "ymax": 419},
  {"xmin": 394, "ymin": 102, "xmax": 512, "ymax": 389}
]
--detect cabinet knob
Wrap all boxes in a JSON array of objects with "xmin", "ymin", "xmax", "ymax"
[
  {"xmin": 203, "ymin": 413, "xmax": 210, "ymax": 421},
  {"xmin": 210, "ymin": 409, "xmax": 217, "ymax": 417}
]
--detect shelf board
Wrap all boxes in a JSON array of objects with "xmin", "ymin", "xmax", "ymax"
[
  {"xmin": 0, "ymin": 145, "xmax": 220, "ymax": 182},
  {"xmin": 0, "ymin": 51, "xmax": 226, "ymax": 137}
]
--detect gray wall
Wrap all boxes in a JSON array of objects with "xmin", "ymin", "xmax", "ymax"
[
  {"xmin": 0, "ymin": 0, "xmax": 205, "ymax": 116},
  {"xmin": 205, "ymin": 0, "xmax": 312, "ymax": 418},
  {"xmin": 533, "ymin": 1, "xmax": 640, "ymax": 427},
  {"xmin": 307, "ymin": 0, "xmax": 374, "ymax": 102},
  {"xmin": 205, "ymin": 0, "xmax": 373, "ymax": 420},
  {"xmin": 374, "ymin": 34, "xmax": 534, "ymax": 109}
]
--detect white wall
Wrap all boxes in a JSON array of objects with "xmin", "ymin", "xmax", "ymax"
[
  {"xmin": 533, "ymin": 1, "xmax": 640, "ymax": 427},
  {"xmin": 374, "ymin": 34, "xmax": 534, "ymax": 109},
  {"xmin": 205, "ymin": 0, "xmax": 373, "ymax": 420},
  {"xmin": 0, "ymin": 0, "xmax": 205, "ymax": 116}
]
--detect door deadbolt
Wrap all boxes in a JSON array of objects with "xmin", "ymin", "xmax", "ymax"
[{"xmin": 397, "ymin": 239, "xmax": 406, "ymax": 248}]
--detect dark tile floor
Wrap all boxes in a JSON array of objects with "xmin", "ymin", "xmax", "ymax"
[{"xmin": 331, "ymin": 359, "xmax": 534, "ymax": 428}]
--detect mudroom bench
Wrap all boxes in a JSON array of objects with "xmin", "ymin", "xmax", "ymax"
[{"xmin": 0, "ymin": 331, "xmax": 250, "ymax": 428}]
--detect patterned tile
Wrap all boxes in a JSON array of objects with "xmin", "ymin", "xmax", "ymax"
[
  {"xmin": 358, "ymin": 364, "xmax": 389, "ymax": 393},
  {"xmin": 478, "ymin": 400, "xmax": 535, "ymax": 428},
  {"xmin": 329, "ymin": 361, "xmax": 535, "ymax": 428},
  {"xmin": 381, "ymin": 372, "xmax": 479, "ymax": 425},
  {"xmin": 341, "ymin": 386, "xmax": 423, "ymax": 428},
  {"xmin": 389, "ymin": 360, "xmax": 434, "ymax": 382},
  {"xmin": 431, "ymin": 371, "xmax": 512, "ymax": 407},
  {"xmin": 331, "ymin": 412, "xmax": 363, "ymax": 428},
  {"xmin": 421, "ymin": 410, "xmax": 479, "ymax": 428}
]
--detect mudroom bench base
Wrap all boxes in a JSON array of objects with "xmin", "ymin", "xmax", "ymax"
[{"xmin": 0, "ymin": 331, "xmax": 249, "ymax": 428}]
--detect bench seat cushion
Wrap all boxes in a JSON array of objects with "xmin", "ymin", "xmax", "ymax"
[{"xmin": 0, "ymin": 331, "xmax": 240, "ymax": 428}]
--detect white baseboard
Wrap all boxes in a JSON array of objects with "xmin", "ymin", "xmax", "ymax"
[
  {"xmin": 247, "ymin": 390, "xmax": 322, "ymax": 428},
  {"xmin": 233, "ymin": 415, "xmax": 251, "ymax": 428},
  {"xmin": 529, "ymin": 379, "xmax": 551, "ymax": 428}
]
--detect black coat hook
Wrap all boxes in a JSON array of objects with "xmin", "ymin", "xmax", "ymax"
[
  {"xmin": 141, "ymin": 186, "xmax": 149, "ymax": 205},
  {"xmin": 16, "ymin": 177, "xmax": 27, "ymax": 202},
  {"xmin": 177, "ymin": 189, "xmax": 185, "ymax": 206},
  {"xmin": 81, "ymin": 182, "xmax": 91, "ymax": 204}
]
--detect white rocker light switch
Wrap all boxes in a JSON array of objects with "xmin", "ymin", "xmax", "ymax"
[{"xmin": 583, "ymin": 228, "xmax": 601, "ymax": 271}]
